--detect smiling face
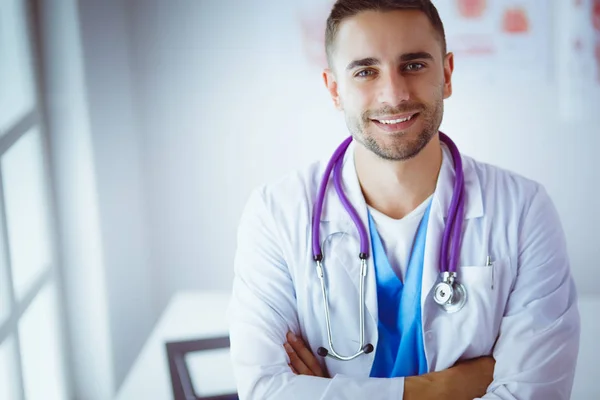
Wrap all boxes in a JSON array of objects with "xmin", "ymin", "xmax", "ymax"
[{"xmin": 323, "ymin": 9, "xmax": 454, "ymax": 161}]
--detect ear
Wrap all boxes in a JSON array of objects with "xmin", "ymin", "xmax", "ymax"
[
  {"xmin": 442, "ymin": 52, "xmax": 454, "ymax": 100},
  {"xmin": 322, "ymin": 68, "xmax": 343, "ymax": 110}
]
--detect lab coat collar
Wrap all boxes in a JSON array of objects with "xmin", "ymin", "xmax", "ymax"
[
  {"xmin": 318, "ymin": 136, "xmax": 484, "ymax": 225},
  {"xmin": 435, "ymin": 141, "xmax": 483, "ymax": 220}
]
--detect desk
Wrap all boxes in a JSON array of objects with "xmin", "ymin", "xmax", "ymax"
[
  {"xmin": 116, "ymin": 291, "xmax": 599, "ymax": 399},
  {"xmin": 115, "ymin": 291, "xmax": 231, "ymax": 400}
]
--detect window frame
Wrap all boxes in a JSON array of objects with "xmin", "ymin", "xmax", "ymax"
[{"xmin": 0, "ymin": 0, "xmax": 72, "ymax": 398}]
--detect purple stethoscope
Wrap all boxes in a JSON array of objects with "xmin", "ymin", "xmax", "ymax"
[{"xmin": 311, "ymin": 132, "xmax": 467, "ymax": 361}]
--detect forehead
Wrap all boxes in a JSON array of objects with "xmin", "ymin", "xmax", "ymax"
[{"xmin": 332, "ymin": 9, "xmax": 442, "ymax": 68}]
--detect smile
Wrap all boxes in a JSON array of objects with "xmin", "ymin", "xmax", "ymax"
[
  {"xmin": 370, "ymin": 113, "xmax": 420, "ymax": 132},
  {"xmin": 375, "ymin": 114, "xmax": 414, "ymax": 124}
]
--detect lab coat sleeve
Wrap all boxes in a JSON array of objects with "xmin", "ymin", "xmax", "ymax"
[
  {"xmin": 228, "ymin": 188, "xmax": 405, "ymax": 400},
  {"xmin": 477, "ymin": 185, "xmax": 580, "ymax": 399}
]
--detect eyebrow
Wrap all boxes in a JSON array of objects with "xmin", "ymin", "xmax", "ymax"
[{"xmin": 345, "ymin": 52, "xmax": 434, "ymax": 71}]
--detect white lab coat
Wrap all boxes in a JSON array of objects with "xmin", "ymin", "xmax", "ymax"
[{"xmin": 228, "ymin": 141, "xmax": 580, "ymax": 400}]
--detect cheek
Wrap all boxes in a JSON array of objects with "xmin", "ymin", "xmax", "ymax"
[
  {"xmin": 360, "ymin": 87, "xmax": 379, "ymax": 107},
  {"xmin": 340, "ymin": 85, "xmax": 372, "ymax": 112},
  {"xmin": 410, "ymin": 76, "xmax": 445, "ymax": 103}
]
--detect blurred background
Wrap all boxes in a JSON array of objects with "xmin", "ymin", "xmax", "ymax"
[{"xmin": 0, "ymin": 0, "xmax": 599, "ymax": 399}]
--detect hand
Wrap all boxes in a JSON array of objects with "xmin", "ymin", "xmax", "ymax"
[
  {"xmin": 283, "ymin": 331, "xmax": 329, "ymax": 378},
  {"xmin": 404, "ymin": 356, "xmax": 495, "ymax": 400}
]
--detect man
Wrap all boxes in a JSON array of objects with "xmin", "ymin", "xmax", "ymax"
[{"xmin": 228, "ymin": 1, "xmax": 580, "ymax": 399}]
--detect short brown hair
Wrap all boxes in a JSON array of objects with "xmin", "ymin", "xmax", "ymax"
[{"xmin": 325, "ymin": 0, "xmax": 447, "ymax": 67}]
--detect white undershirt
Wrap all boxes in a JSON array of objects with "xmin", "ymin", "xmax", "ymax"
[{"xmin": 367, "ymin": 195, "xmax": 433, "ymax": 282}]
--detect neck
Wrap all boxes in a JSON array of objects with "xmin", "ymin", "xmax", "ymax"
[{"xmin": 354, "ymin": 135, "xmax": 443, "ymax": 219}]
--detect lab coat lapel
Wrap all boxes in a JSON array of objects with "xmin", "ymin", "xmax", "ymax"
[
  {"xmin": 421, "ymin": 195, "xmax": 445, "ymax": 308},
  {"xmin": 421, "ymin": 142, "xmax": 484, "ymax": 307},
  {"xmin": 319, "ymin": 141, "xmax": 378, "ymax": 328}
]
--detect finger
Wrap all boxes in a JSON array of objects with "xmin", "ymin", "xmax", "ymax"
[
  {"xmin": 287, "ymin": 332, "xmax": 324, "ymax": 376},
  {"xmin": 284, "ymin": 342, "xmax": 314, "ymax": 376},
  {"xmin": 287, "ymin": 332, "xmax": 325, "ymax": 377},
  {"xmin": 288, "ymin": 363, "xmax": 299, "ymax": 375}
]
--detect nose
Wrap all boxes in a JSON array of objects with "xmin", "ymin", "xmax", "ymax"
[{"xmin": 376, "ymin": 70, "xmax": 410, "ymax": 106}]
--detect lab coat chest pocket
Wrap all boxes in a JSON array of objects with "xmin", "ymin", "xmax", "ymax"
[
  {"xmin": 427, "ymin": 257, "xmax": 512, "ymax": 365},
  {"xmin": 459, "ymin": 257, "xmax": 513, "ymax": 355}
]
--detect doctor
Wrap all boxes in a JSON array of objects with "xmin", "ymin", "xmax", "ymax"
[{"xmin": 228, "ymin": 0, "xmax": 580, "ymax": 399}]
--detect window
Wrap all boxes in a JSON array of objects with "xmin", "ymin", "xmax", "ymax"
[
  {"xmin": 0, "ymin": 0, "xmax": 35, "ymax": 134},
  {"xmin": 0, "ymin": 0, "xmax": 69, "ymax": 399}
]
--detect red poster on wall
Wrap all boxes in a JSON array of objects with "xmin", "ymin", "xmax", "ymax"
[
  {"xmin": 557, "ymin": 0, "xmax": 599, "ymax": 120},
  {"xmin": 502, "ymin": 7, "xmax": 530, "ymax": 34},
  {"xmin": 433, "ymin": 0, "xmax": 552, "ymax": 82},
  {"xmin": 457, "ymin": 0, "xmax": 487, "ymax": 18},
  {"xmin": 584, "ymin": 0, "xmax": 600, "ymax": 82},
  {"xmin": 593, "ymin": 0, "xmax": 600, "ymax": 31},
  {"xmin": 593, "ymin": 0, "xmax": 600, "ymax": 82}
]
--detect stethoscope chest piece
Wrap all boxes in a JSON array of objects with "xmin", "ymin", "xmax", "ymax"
[
  {"xmin": 433, "ymin": 272, "xmax": 468, "ymax": 313},
  {"xmin": 433, "ymin": 281, "xmax": 454, "ymax": 304}
]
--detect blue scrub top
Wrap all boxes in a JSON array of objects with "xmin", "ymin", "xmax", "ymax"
[{"xmin": 368, "ymin": 201, "xmax": 431, "ymax": 378}]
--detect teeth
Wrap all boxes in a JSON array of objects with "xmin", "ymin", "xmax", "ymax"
[{"xmin": 378, "ymin": 115, "xmax": 412, "ymax": 124}]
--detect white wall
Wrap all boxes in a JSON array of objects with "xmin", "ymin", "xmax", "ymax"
[
  {"xmin": 76, "ymin": 0, "xmax": 158, "ymax": 390},
  {"xmin": 39, "ymin": 0, "xmax": 160, "ymax": 394},
  {"xmin": 126, "ymin": 0, "xmax": 600, "ymax": 309},
  {"xmin": 39, "ymin": 0, "xmax": 115, "ymax": 398}
]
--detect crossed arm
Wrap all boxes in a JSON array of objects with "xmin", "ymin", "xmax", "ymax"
[{"xmin": 283, "ymin": 331, "xmax": 496, "ymax": 400}]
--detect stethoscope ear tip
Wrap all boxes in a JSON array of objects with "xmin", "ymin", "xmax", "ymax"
[
  {"xmin": 317, "ymin": 347, "xmax": 329, "ymax": 357},
  {"xmin": 363, "ymin": 344, "xmax": 374, "ymax": 354}
]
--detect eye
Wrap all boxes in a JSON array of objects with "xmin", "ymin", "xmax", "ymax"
[
  {"xmin": 355, "ymin": 69, "xmax": 376, "ymax": 78},
  {"xmin": 404, "ymin": 62, "xmax": 425, "ymax": 72}
]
